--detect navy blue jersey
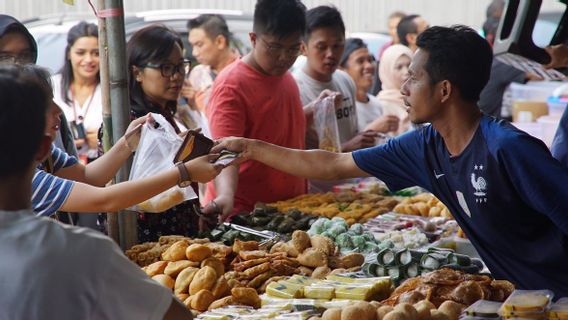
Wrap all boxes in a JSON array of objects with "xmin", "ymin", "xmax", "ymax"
[{"xmin": 353, "ymin": 115, "xmax": 568, "ymax": 296}]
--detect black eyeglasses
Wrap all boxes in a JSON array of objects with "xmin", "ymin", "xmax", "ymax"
[
  {"xmin": 141, "ymin": 59, "xmax": 191, "ymax": 77},
  {"xmin": 0, "ymin": 51, "xmax": 35, "ymax": 65},
  {"xmin": 259, "ymin": 37, "xmax": 301, "ymax": 58}
]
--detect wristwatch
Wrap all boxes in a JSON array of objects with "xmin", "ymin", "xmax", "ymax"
[{"xmin": 175, "ymin": 162, "xmax": 192, "ymax": 188}]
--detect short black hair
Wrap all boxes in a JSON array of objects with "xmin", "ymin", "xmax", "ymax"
[
  {"xmin": 253, "ymin": 0, "xmax": 306, "ymax": 38},
  {"xmin": 305, "ymin": 6, "xmax": 345, "ymax": 41},
  {"xmin": 397, "ymin": 14, "xmax": 420, "ymax": 46},
  {"xmin": 0, "ymin": 65, "xmax": 47, "ymax": 177},
  {"xmin": 340, "ymin": 38, "xmax": 368, "ymax": 68},
  {"xmin": 187, "ymin": 14, "xmax": 232, "ymax": 44},
  {"xmin": 416, "ymin": 25, "xmax": 493, "ymax": 102}
]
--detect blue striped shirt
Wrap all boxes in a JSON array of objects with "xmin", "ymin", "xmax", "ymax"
[{"xmin": 32, "ymin": 144, "xmax": 78, "ymax": 217}]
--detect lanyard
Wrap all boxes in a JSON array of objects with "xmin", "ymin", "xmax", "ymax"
[{"xmin": 70, "ymin": 83, "xmax": 96, "ymax": 123}]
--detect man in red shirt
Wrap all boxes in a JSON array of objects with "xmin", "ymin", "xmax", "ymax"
[{"xmin": 202, "ymin": 0, "xmax": 309, "ymax": 222}]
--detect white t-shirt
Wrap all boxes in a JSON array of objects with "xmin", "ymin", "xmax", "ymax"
[
  {"xmin": 356, "ymin": 94, "xmax": 385, "ymax": 132},
  {"xmin": 0, "ymin": 209, "xmax": 172, "ymax": 320},
  {"xmin": 293, "ymin": 68, "xmax": 359, "ymax": 150},
  {"xmin": 51, "ymin": 74, "xmax": 103, "ymax": 158},
  {"xmin": 293, "ymin": 69, "xmax": 359, "ymax": 193}
]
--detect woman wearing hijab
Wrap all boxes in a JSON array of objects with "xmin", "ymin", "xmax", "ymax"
[{"xmin": 377, "ymin": 44, "xmax": 413, "ymax": 135}]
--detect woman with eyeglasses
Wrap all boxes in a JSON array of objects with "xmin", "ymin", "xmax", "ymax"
[
  {"xmin": 127, "ymin": 24, "xmax": 200, "ymax": 242},
  {"xmin": 52, "ymin": 21, "xmax": 102, "ymax": 164}
]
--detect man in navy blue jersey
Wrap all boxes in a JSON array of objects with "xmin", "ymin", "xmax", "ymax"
[{"xmin": 214, "ymin": 25, "xmax": 568, "ymax": 296}]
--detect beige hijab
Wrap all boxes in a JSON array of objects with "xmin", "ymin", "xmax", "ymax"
[{"xmin": 377, "ymin": 44, "xmax": 413, "ymax": 134}]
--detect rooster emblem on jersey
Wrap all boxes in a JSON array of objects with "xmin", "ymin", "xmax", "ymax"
[{"xmin": 471, "ymin": 173, "xmax": 487, "ymax": 196}]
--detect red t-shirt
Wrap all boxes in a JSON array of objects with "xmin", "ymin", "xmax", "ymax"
[{"xmin": 205, "ymin": 59, "xmax": 307, "ymax": 215}]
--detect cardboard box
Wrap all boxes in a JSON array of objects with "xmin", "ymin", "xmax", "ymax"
[{"xmin": 512, "ymin": 101, "xmax": 548, "ymax": 122}]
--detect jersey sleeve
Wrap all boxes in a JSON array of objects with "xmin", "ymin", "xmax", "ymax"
[
  {"xmin": 496, "ymin": 132, "xmax": 568, "ymax": 234},
  {"xmin": 551, "ymin": 106, "xmax": 568, "ymax": 167},
  {"xmin": 92, "ymin": 237, "xmax": 173, "ymax": 320},
  {"xmin": 352, "ymin": 130, "xmax": 431, "ymax": 191},
  {"xmin": 32, "ymin": 169, "xmax": 74, "ymax": 217},
  {"xmin": 207, "ymin": 85, "xmax": 247, "ymax": 139}
]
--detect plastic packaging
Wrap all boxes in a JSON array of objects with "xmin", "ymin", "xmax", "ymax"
[
  {"xmin": 464, "ymin": 299, "xmax": 502, "ymax": 318},
  {"xmin": 129, "ymin": 113, "xmax": 197, "ymax": 212},
  {"xmin": 500, "ymin": 289, "xmax": 554, "ymax": 315},
  {"xmin": 313, "ymin": 95, "xmax": 341, "ymax": 152}
]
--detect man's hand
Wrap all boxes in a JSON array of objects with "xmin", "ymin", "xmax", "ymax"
[
  {"xmin": 180, "ymin": 79, "xmax": 197, "ymax": 107},
  {"xmin": 201, "ymin": 194, "xmax": 234, "ymax": 224},
  {"xmin": 341, "ymin": 130, "xmax": 378, "ymax": 152},
  {"xmin": 184, "ymin": 154, "xmax": 224, "ymax": 183},
  {"xmin": 211, "ymin": 137, "xmax": 255, "ymax": 165},
  {"xmin": 365, "ymin": 115, "xmax": 399, "ymax": 133},
  {"xmin": 544, "ymin": 44, "xmax": 568, "ymax": 69}
]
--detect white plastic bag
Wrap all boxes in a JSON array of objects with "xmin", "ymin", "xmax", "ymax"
[
  {"xmin": 128, "ymin": 113, "xmax": 197, "ymax": 213},
  {"xmin": 314, "ymin": 95, "xmax": 342, "ymax": 152}
]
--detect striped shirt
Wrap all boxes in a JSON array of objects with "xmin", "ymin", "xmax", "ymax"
[{"xmin": 32, "ymin": 144, "xmax": 78, "ymax": 217}]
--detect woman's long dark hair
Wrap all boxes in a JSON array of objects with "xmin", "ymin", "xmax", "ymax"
[
  {"xmin": 58, "ymin": 21, "xmax": 99, "ymax": 106},
  {"xmin": 127, "ymin": 24, "xmax": 183, "ymax": 121}
]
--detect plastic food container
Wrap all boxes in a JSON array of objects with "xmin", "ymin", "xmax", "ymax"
[
  {"xmin": 464, "ymin": 300, "xmax": 503, "ymax": 318},
  {"xmin": 499, "ymin": 289, "xmax": 554, "ymax": 314}
]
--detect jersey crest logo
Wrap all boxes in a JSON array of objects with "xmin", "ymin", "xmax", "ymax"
[
  {"xmin": 471, "ymin": 172, "xmax": 487, "ymax": 196},
  {"xmin": 471, "ymin": 164, "xmax": 488, "ymax": 203}
]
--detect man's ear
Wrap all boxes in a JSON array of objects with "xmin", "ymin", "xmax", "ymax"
[
  {"xmin": 300, "ymin": 41, "xmax": 308, "ymax": 56},
  {"xmin": 439, "ymin": 80, "xmax": 452, "ymax": 103},
  {"xmin": 407, "ymin": 33, "xmax": 417, "ymax": 46},
  {"xmin": 35, "ymin": 135, "xmax": 52, "ymax": 163},
  {"xmin": 215, "ymin": 35, "xmax": 227, "ymax": 49},
  {"xmin": 249, "ymin": 32, "xmax": 256, "ymax": 48}
]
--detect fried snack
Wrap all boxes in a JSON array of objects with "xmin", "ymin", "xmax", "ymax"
[
  {"xmin": 161, "ymin": 240, "xmax": 190, "ymax": 262},
  {"xmin": 211, "ymin": 276, "xmax": 231, "ymax": 300},
  {"xmin": 208, "ymin": 296, "xmax": 235, "ymax": 311},
  {"xmin": 145, "ymin": 260, "xmax": 168, "ymax": 277},
  {"xmin": 227, "ymin": 278, "xmax": 243, "ymax": 289},
  {"xmin": 291, "ymin": 230, "xmax": 311, "ymax": 253},
  {"xmin": 238, "ymin": 250, "xmax": 266, "ymax": 260},
  {"xmin": 377, "ymin": 306, "xmax": 394, "ymax": 320},
  {"xmin": 322, "ymin": 308, "xmax": 342, "ymax": 320},
  {"xmin": 298, "ymin": 266, "xmax": 313, "ymax": 276},
  {"xmin": 206, "ymin": 242, "xmax": 233, "ymax": 261},
  {"xmin": 164, "ymin": 260, "xmax": 199, "ymax": 278},
  {"xmin": 186, "ymin": 243, "xmax": 213, "ymax": 262},
  {"xmin": 312, "ymin": 266, "xmax": 331, "ymax": 279},
  {"xmin": 190, "ymin": 289, "xmax": 215, "ymax": 312},
  {"xmin": 414, "ymin": 300, "xmax": 436, "ymax": 320},
  {"xmin": 233, "ymin": 257, "xmax": 271, "ymax": 272},
  {"xmin": 438, "ymin": 300, "xmax": 465, "ymax": 320},
  {"xmin": 258, "ymin": 276, "xmax": 287, "ymax": 293},
  {"xmin": 152, "ymin": 274, "xmax": 175, "ymax": 290},
  {"xmin": 239, "ymin": 262, "xmax": 271, "ymax": 280},
  {"xmin": 175, "ymin": 293, "xmax": 189, "ymax": 302},
  {"xmin": 158, "ymin": 235, "xmax": 187, "ymax": 245},
  {"xmin": 232, "ymin": 239, "xmax": 259, "ymax": 254},
  {"xmin": 201, "ymin": 257, "xmax": 225, "ymax": 277},
  {"xmin": 310, "ymin": 235, "xmax": 335, "ymax": 256},
  {"xmin": 189, "ymin": 266, "xmax": 217, "ymax": 295},
  {"xmin": 271, "ymin": 261, "xmax": 299, "ymax": 277},
  {"xmin": 183, "ymin": 296, "xmax": 193, "ymax": 309},
  {"xmin": 174, "ymin": 267, "xmax": 199, "ymax": 294},
  {"xmin": 247, "ymin": 271, "xmax": 273, "ymax": 289},
  {"xmin": 341, "ymin": 252, "xmax": 365, "ymax": 269},
  {"xmin": 297, "ymin": 248, "xmax": 328, "ymax": 268},
  {"xmin": 269, "ymin": 242, "xmax": 289, "ymax": 254},
  {"xmin": 231, "ymin": 287, "xmax": 261, "ymax": 309}
]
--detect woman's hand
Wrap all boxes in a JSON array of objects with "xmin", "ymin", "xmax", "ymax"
[{"xmin": 184, "ymin": 154, "xmax": 223, "ymax": 183}]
